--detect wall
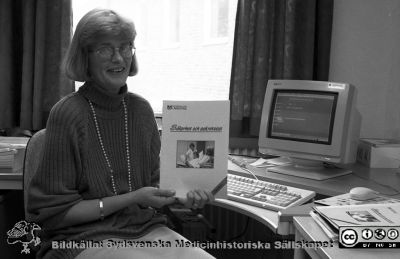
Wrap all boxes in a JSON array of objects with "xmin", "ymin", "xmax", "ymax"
[{"xmin": 329, "ymin": 0, "xmax": 400, "ymax": 138}]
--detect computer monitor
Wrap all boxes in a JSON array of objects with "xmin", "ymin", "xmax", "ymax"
[{"xmin": 258, "ymin": 80, "xmax": 361, "ymax": 180}]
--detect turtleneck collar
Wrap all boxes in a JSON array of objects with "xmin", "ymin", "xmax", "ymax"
[{"xmin": 79, "ymin": 81, "xmax": 128, "ymax": 111}]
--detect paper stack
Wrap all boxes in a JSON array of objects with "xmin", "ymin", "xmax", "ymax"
[
  {"xmin": 357, "ymin": 138, "xmax": 400, "ymax": 168},
  {"xmin": 0, "ymin": 137, "xmax": 29, "ymax": 173}
]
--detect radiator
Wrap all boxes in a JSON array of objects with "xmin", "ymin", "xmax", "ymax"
[
  {"xmin": 229, "ymin": 148, "xmax": 258, "ymax": 157},
  {"xmin": 203, "ymin": 204, "xmax": 277, "ymax": 242}
]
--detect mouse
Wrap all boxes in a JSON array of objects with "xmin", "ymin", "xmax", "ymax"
[{"xmin": 349, "ymin": 187, "xmax": 379, "ymax": 201}]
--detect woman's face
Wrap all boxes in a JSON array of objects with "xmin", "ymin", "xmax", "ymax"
[{"xmin": 88, "ymin": 34, "xmax": 133, "ymax": 94}]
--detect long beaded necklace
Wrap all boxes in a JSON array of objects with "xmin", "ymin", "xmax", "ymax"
[{"xmin": 87, "ymin": 98, "xmax": 133, "ymax": 195}]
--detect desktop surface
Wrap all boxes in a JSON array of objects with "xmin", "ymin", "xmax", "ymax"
[{"xmin": 227, "ymin": 156, "xmax": 400, "ymax": 198}]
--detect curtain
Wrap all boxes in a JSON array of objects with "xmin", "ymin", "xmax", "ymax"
[
  {"xmin": 229, "ymin": 0, "xmax": 333, "ymax": 137},
  {"xmin": 0, "ymin": 0, "xmax": 74, "ymax": 132}
]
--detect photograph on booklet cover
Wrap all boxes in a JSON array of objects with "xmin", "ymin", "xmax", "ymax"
[{"xmin": 176, "ymin": 140, "xmax": 215, "ymax": 169}]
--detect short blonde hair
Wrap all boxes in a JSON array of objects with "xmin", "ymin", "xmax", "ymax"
[{"xmin": 63, "ymin": 8, "xmax": 138, "ymax": 82}]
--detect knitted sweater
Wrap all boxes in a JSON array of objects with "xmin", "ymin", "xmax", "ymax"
[{"xmin": 26, "ymin": 82, "xmax": 167, "ymax": 259}]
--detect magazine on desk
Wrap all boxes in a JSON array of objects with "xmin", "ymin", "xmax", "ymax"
[
  {"xmin": 315, "ymin": 193, "xmax": 400, "ymax": 206},
  {"xmin": 313, "ymin": 203, "xmax": 400, "ymax": 229},
  {"xmin": 311, "ymin": 203, "xmax": 400, "ymax": 241},
  {"xmin": 160, "ymin": 100, "xmax": 230, "ymax": 198}
]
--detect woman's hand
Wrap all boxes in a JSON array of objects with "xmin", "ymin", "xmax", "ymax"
[
  {"xmin": 134, "ymin": 187, "xmax": 176, "ymax": 208},
  {"xmin": 59, "ymin": 187, "xmax": 176, "ymax": 228},
  {"xmin": 178, "ymin": 189, "xmax": 214, "ymax": 209}
]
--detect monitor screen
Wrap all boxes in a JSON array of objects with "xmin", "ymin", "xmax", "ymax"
[
  {"xmin": 268, "ymin": 90, "xmax": 338, "ymax": 145},
  {"xmin": 258, "ymin": 80, "xmax": 361, "ymax": 180}
]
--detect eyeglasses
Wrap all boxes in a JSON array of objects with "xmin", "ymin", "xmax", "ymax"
[{"xmin": 92, "ymin": 43, "xmax": 135, "ymax": 59}]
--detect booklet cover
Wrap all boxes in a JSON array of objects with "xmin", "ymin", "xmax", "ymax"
[
  {"xmin": 313, "ymin": 203, "xmax": 400, "ymax": 229},
  {"xmin": 160, "ymin": 100, "xmax": 230, "ymax": 198}
]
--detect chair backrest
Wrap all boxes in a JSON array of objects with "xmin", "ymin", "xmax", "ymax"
[{"xmin": 23, "ymin": 129, "xmax": 46, "ymax": 217}]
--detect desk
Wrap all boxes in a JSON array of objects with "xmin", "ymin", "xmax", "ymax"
[
  {"xmin": 1, "ymin": 158, "xmax": 400, "ymax": 234},
  {"xmin": 214, "ymin": 180, "xmax": 285, "ymax": 234},
  {"xmin": 212, "ymin": 160, "xmax": 400, "ymax": 236},
  {"xmin": 0, "ymin": 172, "xmax": 22, "ymax": 190},
  {"xmin": 293, "ymin": 216, "xmax": 399, "ymax": 259}
]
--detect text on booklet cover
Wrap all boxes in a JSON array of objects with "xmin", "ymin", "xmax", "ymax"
[{"xmin": 160, "ymin": 101, "xmax": 230, "ymax": 198}]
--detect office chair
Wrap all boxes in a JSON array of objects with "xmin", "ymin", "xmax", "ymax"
[
  {"xmin": 19, "ymin": 129, "xmax": 45, "ymax": 258},
  {"xmin": 23, "ymin": 129, "xmax": 46, "ymax": 217}
]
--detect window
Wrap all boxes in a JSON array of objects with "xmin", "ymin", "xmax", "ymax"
[
  {"xmin": 164, "ymin": 0, "xmax": 180, "ymax": 46},
  {"xmin": 204, "ymin": 0, "xmax": 230, "ymax": 44},
  {"xmin": 72, "ymin": 0, "xmax": 237, "ymax": 114}
]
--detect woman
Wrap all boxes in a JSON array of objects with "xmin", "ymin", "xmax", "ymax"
[
  {"xmin": 185, "ymin": 143, "xmax": 197, "ymax": 161},
  {"xmin": 26, "ymin": 9, "xmax": 214, "ymax": 259}
]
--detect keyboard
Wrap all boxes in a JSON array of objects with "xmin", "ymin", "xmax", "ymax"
[{"xmin": 227, "ymin": 173, "xmax": 316, "ymax": 211}]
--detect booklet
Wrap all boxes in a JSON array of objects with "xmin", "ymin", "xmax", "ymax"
[
  {"xmin": 160, "ymin": 100, "xmax": 230, "ymax": 198},
  {"xmin": 313, "ymin": 203, "xmax": 400, "ymax": 230}
]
